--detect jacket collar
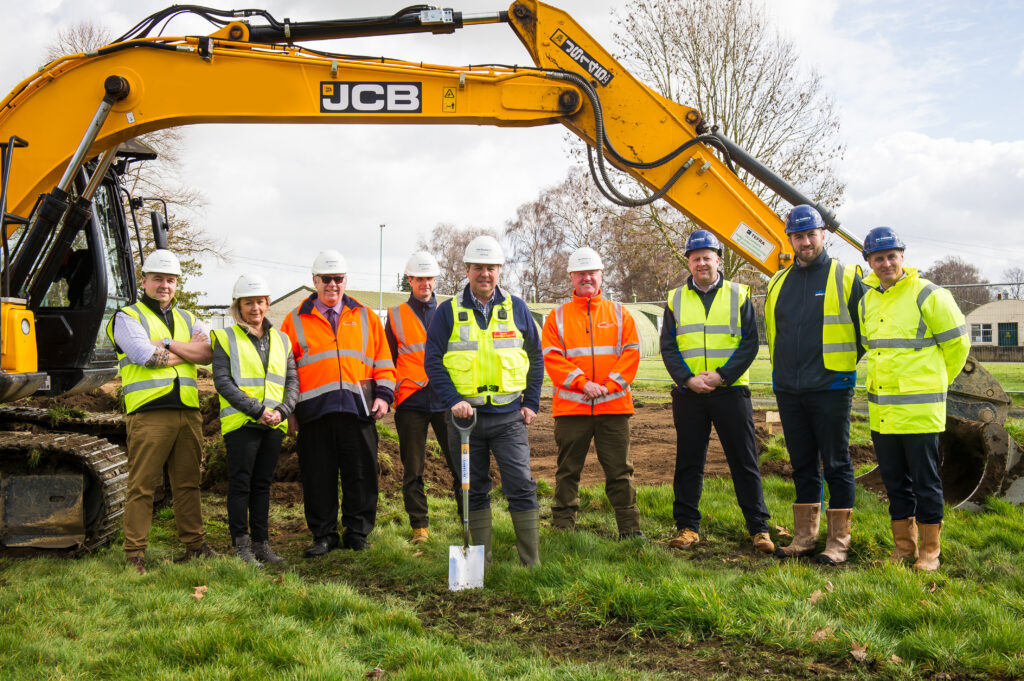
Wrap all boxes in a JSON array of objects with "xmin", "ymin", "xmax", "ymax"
[
  {"xmin": 862, "ymin": 266, "xmax": 917, "ymax": 292},
  {"xmin": 687, "ymin": 273, "xmax": 723, "ymax": 294},
  {"xmin": 570, "ymin": 290, "xmax": 604, "ymax": 308},
  {"xmin": 298, "ymin": 292, "xmax": 362, "ymax": 316},
  {"xmin": 460, "ymin": 284, "xmax": 506, "ymax": 309},
  {"xmin": 794, "ymin": 248, "xmax": 831, "ymax": 271},
  {"xmin": 406, "ymin": 293, "xmax": 437, "ymax": 312},
  {"xmin": 140, "ymin": 293, "xmax": 174, "ymax": 316}
]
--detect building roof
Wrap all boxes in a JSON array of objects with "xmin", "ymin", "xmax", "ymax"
[{"xmin": 965, "ymin": 298, "xmax": 1024, "ymax": 321}]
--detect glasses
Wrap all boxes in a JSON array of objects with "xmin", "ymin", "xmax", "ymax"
[{"xmin": 319, "ymin": 275, "xmax": 345, "ymax": 284}]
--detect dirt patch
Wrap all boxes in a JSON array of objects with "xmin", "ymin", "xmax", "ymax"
[{"xmin": 24, "ymin": 386, "xmax": 120, "ymax": 413}]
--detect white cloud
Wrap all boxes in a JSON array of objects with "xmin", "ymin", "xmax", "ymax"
[{"xmin": 835, "ymin": 132, "xmax": 1024, "ymax": 281}]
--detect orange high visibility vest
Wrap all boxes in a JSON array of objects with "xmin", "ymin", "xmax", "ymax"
[
  {"xmin": 388, "ymin": 302, "xmax": 429, "ymax": 409},
  {"xmin": 542, "ymin": 291, "xmax": 640, "ymax": 417},
  {"xmin": 280, "ymin": 296, "xmax": 396, "ymax": 418}
]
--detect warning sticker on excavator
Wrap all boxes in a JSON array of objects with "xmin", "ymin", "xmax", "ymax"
[
  {"xmin": 550, "ymin": 30, "xmax": 613, "ymax": 86},
  {"xmin": 730, "ymin": 222, "xmax": 775, "ymax": 263},
  {"xmin": 442, "ymin": 87, "xmax": 456, "ymax": 113}
]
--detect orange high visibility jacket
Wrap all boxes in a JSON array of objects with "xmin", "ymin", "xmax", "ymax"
[
  {"xmin": 542, "ymin": 291, "xmax": 640, "ymax": 417},
  {"xmin": 387, "ymin": 301, "xmax": 429, "ymax": 409},
  {"xmin": 280, "ymin": 293, "xmax": 396, "ymax": 425}
]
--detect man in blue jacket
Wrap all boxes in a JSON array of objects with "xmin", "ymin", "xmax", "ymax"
[{"xmin": 424, "ymin": 235, "xmax": 544, "ymax": 567}]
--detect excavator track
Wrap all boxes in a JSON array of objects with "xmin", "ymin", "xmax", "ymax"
[
  {"xmin": 0, "ymin": 405, "xmax": 126, "ymax": 441},
  {"xmin": 0, "ymin": 429, "xmax": 128, "ymax": 553}
]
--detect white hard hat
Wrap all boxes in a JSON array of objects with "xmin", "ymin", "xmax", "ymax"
[
  {"xmin": 463, "ymin": 235, "xmax": 504, "ymax": 265},
  {"xmin": 141, "ymin": 249, "xmax": 182, "ymax": 276},
  {"xmin": 312, "ymin": 249, "xmax": 348, "ymax": 275},
  {"xmin": 404, "ymin": 251, "xmax": 440, "ymax": 277},
  {"xmin": 232, "ymin": 274, "xmax": 271, "ymax": 300},
  {"xmin": 567, "ymin": 246, "xmax": 604, "ymax": 273}
]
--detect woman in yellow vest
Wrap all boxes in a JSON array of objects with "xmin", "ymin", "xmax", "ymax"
[
  {"xmin": 212, "ymin": 274, "xmax": 298, "ymax": 566},
  {"xmin": 859, "ymin": 227, "xmax": 969, "ymax": 572}
]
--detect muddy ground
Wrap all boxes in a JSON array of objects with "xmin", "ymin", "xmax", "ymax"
[{"xmin": 27, "ymin": 380, "xmax": 878, "ymax": 510}]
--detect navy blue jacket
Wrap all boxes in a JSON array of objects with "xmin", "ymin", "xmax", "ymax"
[
  {"xmin": 660, "ymin": 274, "xmax": 759, "ymax": 393},
  {"xmin": 424, "ymin": 285, "xmax": 543, "ymax": 414},
  {"xmin": 769, "ymin": 249, "xmax": 865, "ymax": 393}
]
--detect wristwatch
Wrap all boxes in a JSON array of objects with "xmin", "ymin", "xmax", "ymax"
[{"xmin": 162, "ymin": 337, "xmax": 172, "ymax": 349}]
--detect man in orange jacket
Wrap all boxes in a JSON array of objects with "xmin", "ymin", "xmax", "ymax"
[
  {"xmin": 386, "ymin": 251, "xmax": 462, "ymax": 545},
  {"xmin": 281, "ymin": 249, "xmax": 396, "ymax": 557},
  {"xmin": 542, "ymin": 247, "xmax": 643, "ymax": 538}
]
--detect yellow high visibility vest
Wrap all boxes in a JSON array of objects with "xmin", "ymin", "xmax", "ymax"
[
  {"xmin": 106, "ymin": 303, "xmax": 198, "ymax": 413},
  {"xmin": 764, "ymin": 259, "xmax": 858, "ymax": 371},
  {"xmin": 211, "ymin": 325, "xmax": 289, "ymax": 435},
  {"xmin": 859, "ymin": 267, "xmax": 970, "ymax": 434},
  {"xmin": 442, "ymin": 296, "xmax": 529, "ymax": 406},
  {"xmin": 667, "ymin": 279, "xmax": 750, "ymax": 387}
]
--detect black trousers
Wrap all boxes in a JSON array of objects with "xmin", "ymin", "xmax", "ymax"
[
  {"xmin": 775, "ymin": 389, "xmax": 856, "ymax": 508},
  {"xmin": 394, "ymin": 407, "xmax": 461, "ymax": 526},
  {"xmin": 297, "ymin": 412, "xmax": 378, "ymax": 544},
  {"xmin": 671, "ymin": 387, "xmax": 770, "ymax": 535},
  {"xmin": 224, "ymin": 426, "xmax": 283, "ymax": 541},
  {"xmin": 871, "ymin": 431, "xmax": 944, "ymax": 524}
]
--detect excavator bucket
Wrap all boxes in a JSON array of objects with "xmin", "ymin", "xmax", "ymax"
[{"xmin": 856, "ymin": 355, "xmax": 1023, "ymax": 510}]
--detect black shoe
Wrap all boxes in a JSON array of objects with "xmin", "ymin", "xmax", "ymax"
[
  {"xmin": 303, "ymin": 535, "xmax": 339, "ymax": 558},
  {"xmin": 342, "ymin": 535, "xmax": 369, "ymax": 551}
]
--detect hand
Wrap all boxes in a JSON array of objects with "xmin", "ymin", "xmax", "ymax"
[
  {"xmin": 258, "ymin": 409, "xmax": 276, "ymax": 426},
  {"xmin": 521, "ymin": 406, "xmax": 537, "ymax": 425},
  {"xmin": 371, "ymin": 398, "xmax": 389, "ymax": 420},
  {"xmin": 700, "ymin": 370, "xmax": 724, "ymax": 390},
  {"xmin": 685, "ymin": 375, "xmax": 712, "ymax": 394},
  {"xmin": 451, "ymin": 401, "xmax": 474, "ymax": 419},
  {"xmin": 581, "ymin": 381, "xmax": 608, "ymax": 400},
  {"xmin": 191, "ymin": 329, "xmax": 209, "ymax": 344}
]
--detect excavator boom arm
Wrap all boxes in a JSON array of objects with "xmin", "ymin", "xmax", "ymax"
[{"xmin": 1, "ymin": 1, "xmax": 803, "ymax": 274}]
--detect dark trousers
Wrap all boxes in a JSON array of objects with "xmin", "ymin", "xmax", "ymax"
[
  {"xmin": 775, "ymin": 389, "xmax": 856, "ymax": 508},
  {"xmin": 395, "ymin": 407, "xmax": 461, "ymax": 527},
  {"xmin": 297, "ymin": 413, "xmax": 378, "ymax": 544},
  {"xmin": 871, "ymin": 431, "xmax": 944, "ymax": 524},
  {"xmin": 552, "ymin": 414, "xmax": 639, "ymax": 532},
  {"xmin": 671, "ymin": 387, "xmax": 770, "ymax": 535},
  {"xmin": 224, "ymin": 426, "xmax": 283, "ymax": 542},
  {"xmin": 446, "ymin": 409, "xmax": 538, "ymax": 513}
]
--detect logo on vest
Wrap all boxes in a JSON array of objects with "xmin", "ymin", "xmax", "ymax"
[{"xmin": 492, "ymin": 331, "xmax": 516, "ymax": 339}]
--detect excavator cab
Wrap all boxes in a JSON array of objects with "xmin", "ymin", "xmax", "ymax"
[{"xmin": 0, "ymin": 140, "xmax": 144, "ymax": 550}]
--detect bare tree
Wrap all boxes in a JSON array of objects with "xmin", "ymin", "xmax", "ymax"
[
  {"xmin": 415, "ymin": 223, "xmax": 499, "ymax": 296},
  {"xmin": 1000, "ymin": 266, "xmax": 1024, "ymax": 300},
  {"xmin": 46, "ymin": 22, "xmax": 225, "ymax": 310},
  {"xmin": 922, "ymin": 256, "xmax": 992, "ymax": 314},
  {"xmin": 611, "ymin": 0, "xmax": 846, "ymax": 280}
]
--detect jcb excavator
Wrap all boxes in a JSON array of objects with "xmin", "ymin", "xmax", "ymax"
[{"xmin": 0, "ymin": 1, "xmax": 1018, "ymax": 552}]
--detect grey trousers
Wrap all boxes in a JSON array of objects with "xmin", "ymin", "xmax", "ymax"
[{"xmin": 446, "ymin": 409, "xmax": 538, "ymax": 512}]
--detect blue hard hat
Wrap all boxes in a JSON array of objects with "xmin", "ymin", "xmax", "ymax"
[
  {"xmin": 861, "ymin": 226, "xmax": 905, "ymax": 260},
  {"xmin": 684, "ymin": 229, "xmax": 722, "ymax": 256},
  {"xmin": 785, "ymin": 205, "xmax": 825, "ymax": 234}
]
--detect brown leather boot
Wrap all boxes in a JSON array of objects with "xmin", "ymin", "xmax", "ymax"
[
  {"xmin": 890, "ymin": 517, "xmax": 918, "ymax": 564},
  {"xmin": 913, "ymin": 522, "xmax": 942, "ymax": 572},
  {"xmin": 775, "ymin": 503, "xmax": 820, "ymax": 558},
  {"xmin": 816, "ymin": 508, "xmax": 852, "ymax": 566}
]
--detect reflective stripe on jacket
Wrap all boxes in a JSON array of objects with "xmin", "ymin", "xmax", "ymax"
[
  {"xmin": 666, "ymin": 279, "xmax": 750, "ymax": 386},
  {"xmin": 105, "ymin": 303, "xmax": 198, "ymax": 413},
  {"xmin": 859, "ymin": 267, "xmax": 970, "ymax": 434},
  {"xmin": 542, "ymin": 292, "xmax": 640, "ymax": 416},
  {"xmin": 211, "ymin": 325, "xmax": 289, "ymax": 435},
  {"xmin": 765, "ymin": 259, "xmax": 858, "ymax": 372},
  {"xmin": 280, "ymin": 294, "xmax": 396, "ymax": 424},
  {"xmin": 388, "ymin": 302, "xmax": 429, "ymax": 409},
  {"xmin": 442, "ymin": 296, "xmax": 529, "ymax": 407}
]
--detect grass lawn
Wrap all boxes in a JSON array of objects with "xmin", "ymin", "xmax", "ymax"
[{"xmin": 3, "ymin": 472, "xmax": 1023, "ymax": 680}]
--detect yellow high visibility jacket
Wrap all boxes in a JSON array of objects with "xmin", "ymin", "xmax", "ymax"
[
  {"xmin": 765, "ymin": 260, "xmax": 859, "ymax": 371},
  {"xmin": 106, "ymin": 303, "xmax": 198, "ymax": 413},
  {"xmin": 442, "ymin": 296, "xmax": 529, "ymax": 406},
  {"xmin": 667, "ymin": 279, "xmax": 750, "ymax": 387},
  {"xmin": 859, "ymin": 267, "xmax": 970, "ymax": 434},
  {"xmin": 211, "ymin": 325, "xmax": 290, "ymax": 435}
]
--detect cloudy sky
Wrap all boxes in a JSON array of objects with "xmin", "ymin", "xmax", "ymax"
[{"xmin": 3, "ymin": 0, "xmax": 1022, "ymax": 304}]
